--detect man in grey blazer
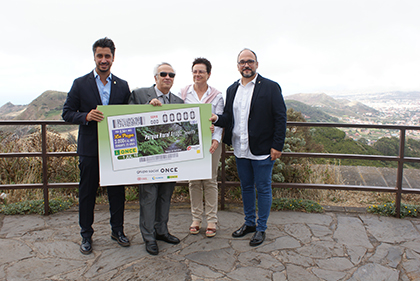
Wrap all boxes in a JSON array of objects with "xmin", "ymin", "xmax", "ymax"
[{"xmin": 129, "ymin": 62, "xmax": 183, "ymax": 255}]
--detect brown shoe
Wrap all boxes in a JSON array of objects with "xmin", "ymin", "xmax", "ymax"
[
  {"xmin": 189, "ymin": 222, "xmax": 201, "ymax": 235},
  {"xmin": 206, "ymin": 227, "xmax": 217, "ymax": 238}
]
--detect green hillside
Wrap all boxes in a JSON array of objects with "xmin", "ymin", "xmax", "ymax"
[{"xmin": 285, "ymin": 100, "xmax": 339, "ymax": 122}]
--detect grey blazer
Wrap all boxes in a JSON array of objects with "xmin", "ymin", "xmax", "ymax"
[{"xmin": 129, "ymin": 85, "xmax": 184, "ymax": 105}]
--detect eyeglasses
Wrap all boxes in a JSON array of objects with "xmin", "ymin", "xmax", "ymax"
[
  {"xmin": 192, "ymin": 70, "xmax": 207, "ymax": 74},
  {"xmin": 159, "ymin": 72, "xmax": 176, "ymax": 78},
  {"xmin": 237, "ymin": 60, "xmax": 256, "ymax": 66}
]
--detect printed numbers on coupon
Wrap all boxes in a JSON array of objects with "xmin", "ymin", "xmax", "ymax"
[{"xmin": 150, "ymin": 119, "xmax": 159, "ymax": 125}]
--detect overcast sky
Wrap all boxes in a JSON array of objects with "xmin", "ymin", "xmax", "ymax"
[{"xmin": 1, "ymin": 0, "xmax": 419, "ymax": 106}]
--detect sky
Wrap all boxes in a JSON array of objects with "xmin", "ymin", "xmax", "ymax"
[{"xmin": 1, "ymin": 0, "xmax": 419, "ymax": 106}]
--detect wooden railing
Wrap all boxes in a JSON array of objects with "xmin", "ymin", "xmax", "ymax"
[{"xmin": 1, "ymin": 121, "xmax": 419, "ymax": 217}]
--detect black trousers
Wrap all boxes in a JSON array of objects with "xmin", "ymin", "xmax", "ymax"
[{"xmin": 78, "ymin": 156, "xmax": 125, "ymax": 238}]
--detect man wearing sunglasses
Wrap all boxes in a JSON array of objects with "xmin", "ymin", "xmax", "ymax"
[
  {"xmin": 129, "ymin": 62, "xmax": 183, "ymax": 255},
  {"xmin": 210, "ymin": 49, "xmax": 287, "ymax": 246}
]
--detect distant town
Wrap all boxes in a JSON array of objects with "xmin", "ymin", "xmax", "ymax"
[{"xmin": 334, "ymin": 93, "xmax": 420, "ymax": 143}]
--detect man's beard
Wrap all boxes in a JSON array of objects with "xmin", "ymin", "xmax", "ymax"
[
  {"xmin": 241, "ymin": 68, "xmax": 255, "ymax": 78},
  {"xmin": 97, "ymin": 63, "xmax": 110, "ymax": 73}
]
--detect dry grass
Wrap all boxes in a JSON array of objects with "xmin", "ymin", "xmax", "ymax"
[
  {"xmin": 0, "ymin": 129, "xmax": 79, "ymax": 204},
  {"xmin": 1, "ymin": 130, "xmax": 419, "ymax": 209}
]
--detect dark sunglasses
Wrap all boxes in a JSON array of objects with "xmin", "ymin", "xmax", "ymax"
[{"xmin": 159, "ymin": 72, "xmax": 176, "ymax": 78}]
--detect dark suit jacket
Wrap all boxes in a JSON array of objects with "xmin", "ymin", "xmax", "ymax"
[
  {"xmin": 129, "ymin": 85, "xmax": 184, "ymax": 105},
  {"xmin": 62, "ymin": 71, "xmax": 131, "ymax": 156},
  {"xmin": 215, "ymin": 74, "xmax": 287, "ymax": 155}
]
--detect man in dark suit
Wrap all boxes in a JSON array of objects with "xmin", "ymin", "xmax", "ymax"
[
  {"xmin": 129, "ymin": 62, "xmax": 183, "ymax": 255},
  {"xmin": 62, "ymin": 37, "xmax": 131, "ymax": 254},
  {"xmin": 210, "ymin": 49, "xmax": 287, "ymax": 246}
]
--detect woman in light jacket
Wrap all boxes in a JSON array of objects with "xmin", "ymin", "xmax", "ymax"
[{"xmin": 180, "ymin": 58, "xmax": 224, "ymax": 237}]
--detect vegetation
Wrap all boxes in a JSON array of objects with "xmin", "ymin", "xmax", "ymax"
[
  {"xmin": 312, "ymin": 127, "xmax": 392, "ymax": 167},
  {"xmin": 0, "ymin": 104, "xmax": 419, "ymax": 216},
  {"xmin": 0, "ymin": 198, "xmax": 74, "ymax": 215},
  {"xmin": 367, "ymin": 202, "xmax": 418, "ymax": 218}
]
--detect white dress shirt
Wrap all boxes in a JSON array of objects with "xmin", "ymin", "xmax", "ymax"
[
  {"xmin": 232, "ymin": 74, "xmax": 269, "ymax": 160},
  {"xmin": 181, "ymin": 85, "xmax": 224, "ymax": 143}
]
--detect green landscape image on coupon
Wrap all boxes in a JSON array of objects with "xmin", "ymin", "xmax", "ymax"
[{"xmin": 136, "ymin": 121, "xmax": 200, "ymax": 156}]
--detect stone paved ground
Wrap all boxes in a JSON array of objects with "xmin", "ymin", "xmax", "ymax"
[{"xmin": 0, "ymin": 207, "xmax": 420, "ymax": 281}]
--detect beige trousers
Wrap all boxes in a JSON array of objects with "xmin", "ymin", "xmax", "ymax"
[{"xmin": 189, "ymin": 143, "xmax": 222, "ymax": 224}]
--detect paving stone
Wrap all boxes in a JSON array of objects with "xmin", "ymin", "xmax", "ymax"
[
  {"xmin": 2, "ymin": 208, "xmax": 420, "ymax": 280},
  {"xmin": 285, "ymin": 264, "xmax": 320, "ymax": 281},
  {"xmin": 0, "ymin": 215, "xmax": 45, "ymax": 238},
  {"xmin": 90, "ymin": 269, "xmax": 119, "ymax": 281},
  {"xmin": 276, "ymin": 250, "xmax": 315, "ymax": 267},
  {"xmin": 347, "ymin": 263, "xmax": 399, "ymax": 281},
  {"xmin": 257, "ymin": 235, "xmax": 301, "ymax": 253},
  {"xmin": 20, "ymin": 229, "xmax": 55, "ymax": 242},
  {"xmin": 110, "ymin": 258, "xmax": 188, "ymax": 281},
  {"xmin": 6, "ymin": 257, "xmax": 84, "ymax": 281},
  {"xmin": 33, "ymin": 240, "xmax": 92, "ymax": 260},
  {"xmin": 180, "ymin": 237, "xmax": 230, "ymax": 256},
  {"xmin": 227, "ymin": 266, "xmax": 272, "ymax": 281},
  {"xmin": 307, "ymin": 223, "xmax": 333, "ymax": 237},
  {"xmin": 186, "ymin": 247, "xmax": 236, "ymax": 272},
  {"xmin": 188, "ymin": 261, "xmax": 224, "ymax": 279},
  {"xmin": 0, "ymin": 264, "xmax": 6, "ymax": 279},
  {"xmin": 295, "ymin": 242, "xmax": 335, "ymax": 259},
  {"xmin": 52, "ymin": 267, "xmax": 87, "ymax": 281},
  {"xmin": 312, "ymin": 268, "xmax": 347, "ymax": 281},
  {"xmin": 369, "ymin": 243, "xmax": 403, "ymax": 268},
  {"xmin": 284, "ymin": 223, "xmax": 312, "ymax": 244},
  {"xmin": 269, "ymin": 211, "xmax": 332, "ymax": 226},
  {"xmin": 83, "ymin": 245, "xmax": 148, "ymax": 278},
  {"xmin": 231, "ymin": 239, "xmax": 256, "ymax": 253},
  {"xmin": 402, "ymin": 259, "xmax": 420, "ymax": 281},
  {"xmin": 333, "ymin": 215, "xmax": 372, "ymax": 248},
  {"xmin": 401, "ymin": 240, "xmax": 420, "ymax": 255},
  {"xmin": 347, "ymin": 245, "xmax": 367, "ymax": 265},
  {"xmin": 360, "ymin": 214, "xmax": 420, "ymax": 243},
  {"xmin": 45, "ymin": 211, "xmax": 78, "ymax": 228},
  {"xmin": 52, "ymin": 225, "xmax": 81, "ymax": 242},
  {"xmin": 272, "ymin": 271, "xmax": 287, "ymax": 281},
  {"xmin": 0, "ymin": 238, "xmax": 33, "ymax": 264},
  {"xmin": 237, "ymin": 251, "xmax": 285, "ymax": 270},
  {"xmin": 316, "ymin": 257, "xmax": 354, "ymax": 271}
]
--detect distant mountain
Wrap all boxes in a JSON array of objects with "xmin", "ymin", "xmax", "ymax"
[
  {"xmin": 14, "ymin": 90, "xmax": 67, "ymax": 121},
  {"xmin": 0, "ymin": 102, "xmax": 27, "ymax": 120},
  {"xmin": 334, "ymin": 91, "xmax": 420, "ymax": 101},
  {"xmin": 285, "ymin": 100, "xmax": 339, "ymax": 123},
  {"xmin": 285, "ymin": 93, "xmax": 379, "ymax": 118},
  {"xmin": 0, "ymin": 90, "xmax": 74, "ymax": 137}
]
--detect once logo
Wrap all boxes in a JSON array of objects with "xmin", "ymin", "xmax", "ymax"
[{"xmin": 160, "ymin": 167, "xmax": 178, "ymax": 173}]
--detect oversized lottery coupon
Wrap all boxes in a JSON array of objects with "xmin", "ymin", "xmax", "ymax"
[
  {"xmin": 97, "ymin": 104, "xmax": 212, "ymax": 186},
  {"xmin": 107, "ymin": 107, "xmax": 203, "ymax": 171}
]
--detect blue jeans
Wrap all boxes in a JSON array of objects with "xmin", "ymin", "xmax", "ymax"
[{"xmin": 235, "ymin": 156, "xmax": 275, "ymax": 232}]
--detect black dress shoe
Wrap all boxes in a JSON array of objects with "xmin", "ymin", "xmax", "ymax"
[
  {"xmin": 232, "ymin": 223, "xmax": 256, "ymax": 237},
  {"xmin": 80, "ymin": 237, "xmax": 92, "ymax": 255},
  {"xmin": 111, "ymin": 231, "xmax": 131, "ymax": 247},
  {"xmin": 145, "ymin": 241, "xmax": 159, "ymax": 255},
  {"xmin": 156, "ymin": 233, "xmax": 180, "ymax": 244},
  {"xmin": 249, "ymin": 231, "xmax": 266, "ymax": 246}
]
